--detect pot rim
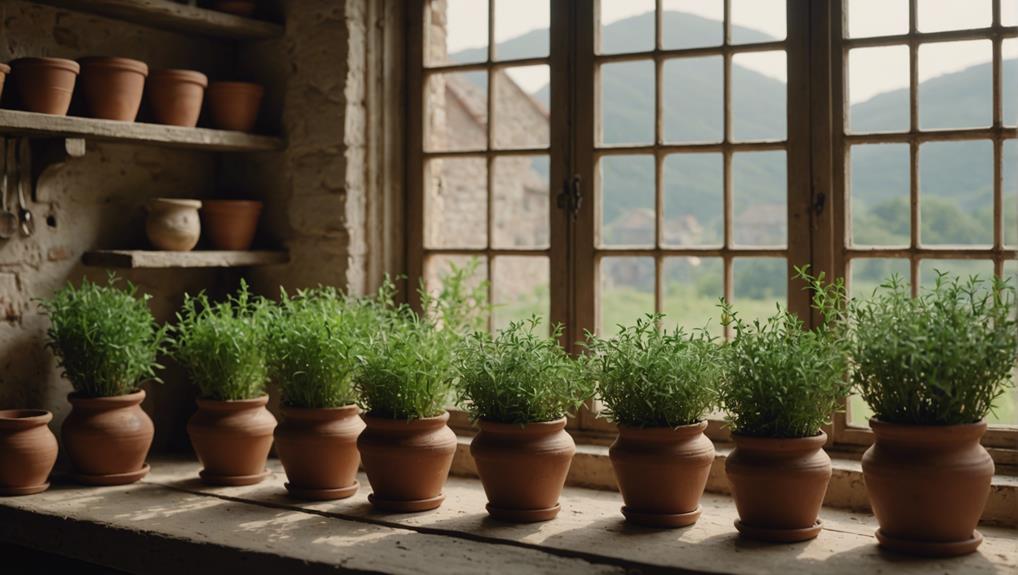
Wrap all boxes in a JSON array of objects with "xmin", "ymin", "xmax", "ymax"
[
  {"xmin": 731, "ymin": 430, "xmax": 827, "ymax": 452},
  {"xmin": 0, "ymin": 409, "xmax": 52, "ymax": 429},
  {"xmin": 362, "ymin": 411, "xmax": 450, "ymax": 430},
  {"xmin": 149, "ymin": 69, "xmax": 208, "ymax": 87},
  {"xmin": 282, "ymin": 403, "xmax": 361, "ymax": 420},
  {"xmin": 11, "ymin": 57, "xmax": 80, "ymax": 74},
  {"xmin": 868, "ymin": 418, "xmax": 987, "ymax": 442},
  {"xmin": 208, "ymin": 81, "xmax": 265, "ymax": 95},
  {"xmin": 67, "ymin": 389, "xmax": 146, "ymax": 408},
  {"xmin": 78, "ymin": 56, "xmax": 149, "ymax": 76},
  {"xmin": 195, "ymin": 395, "xmax": 270, "ymax": 411},
  {"xmin": 476, "ymin": 417, "xmax": 567, "ymax": 435},
  {"xmin": 0, "ymin": 63, "xmax": 9, "ymax": 74},
  {"xmin": 202, "ymin": 200, "xmax": 264, "ymax": 211},
  {"xmin": 149, "ymin": 198, "xmax": 202, "ymax": 210},
  {"xmin": 617, "ymin": 420, "xmax": 708, "ymax": 439}
]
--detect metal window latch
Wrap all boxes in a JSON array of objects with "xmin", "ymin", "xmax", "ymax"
[
  {"xmin": 813, "ymin": 191, "xmax": 827, "ymax": 216},
  {"xmin": 557, "ymin": 174, "xmax": 583, "ymax": 219}
]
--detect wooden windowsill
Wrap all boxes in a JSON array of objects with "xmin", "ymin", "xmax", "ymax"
[{"xmin": 0, "ymin": 455, "xmax": 1014, "ymax": 575}]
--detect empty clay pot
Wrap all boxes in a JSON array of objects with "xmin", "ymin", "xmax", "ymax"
[
  {"xmin": 78, "ymin": 57, "xmax": 148, "ymax": 122},
  {"xmin": 201, "ymin": 200, "xmax": 262, "ymax": 250},
  {"xmin": 0, "ymin": 410, "xmax": 58, "ymax": 496},
  {"xmin": 0, "ymin": 63, "xmax": 10, "ymax": 103},
  {"xmin": 862, "ymin": 419, "xmax": 993, "ymax": 557},
  {"xmin": 725, "ymin": 431, "xmax": 831, "ymax": 543},
  {"xmin": 11, "ymin": 57, "xmax": 80, "ymax": 115},
  {"xmin": 206, "ymin": 81, "xmax": 264, "ymax": 132},
  {"xmin": 63, "ymin": 390, "xmax": 154, "ymax": 485},
  {"xmin": 146, "ymin": 198, "xmax": 201, "ymax": 251},
  {"xmin": 610, "ymin": 421, "xmax": 715, "ymax": 528},
  {"xmin": 187, "ymin": 396, "xmax": 276, "ymax": 486},
  {"xmin": 212, "ymin": 0, "xmax": 257, "ymax": 17},
  {"xmin": 471, "ymin": 418, "xmax": 574, "ymax": 522},
  {"xmin": 147, "ymin": 69, "xmax": 208, "ymax": 127},
  {"xmin": 358, "ymin": 412, "xmax": 457, "ymax": 512},
  {"xmin": 275, "ymin": 405, "xmax": 365, "ymax": 500}
]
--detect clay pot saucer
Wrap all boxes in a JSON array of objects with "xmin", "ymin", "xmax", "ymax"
[
  {"xmin": 199, "ymin": 468, "xmax": 271, "ymax": 487},
  {"xmin": 72, "ymin": 463, "xmax": 151, "ymax": 486},
  {"xmin": 367, "ymin": 493, "xmax": 446, "ymax": 513},
  {"xmin": 735, "ymin": 519, "xmax": 823, "ymax": 543},
  {"xmin": 0, "ymin": 483, "xmax": 50, "ymax": 497},
  {"xmin": 622, "ymin": 505, "xmax": 702, "ymax": 528},
  {"xmin": 285, "ymin": 480, "xmax": 360, "ymax": 501},
  {"xmin": 487, "ymin": 503, "xmax": 561, "ymax": 523},
  {"xmin": 875, "ymin": 529, "xmax": 984, "ymax": 558}
]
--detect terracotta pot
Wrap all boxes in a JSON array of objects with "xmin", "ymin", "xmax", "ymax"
[
  {"xmin": 0, "ymin": 63, "xmax": 10, "ymax": 102},
  {"xmin": 206, "ymin": 81, "xmax": 263, "ymax": 132},
  {"xmin": 187, "ymin": 395, "xmax": 277, "ymax": 486},
  {"xmin": 609, "ymin": 421, "xmax": 714, "ymax": 528},
  {"xmin": 63, "ymin": 390, "xmax": 154, "ymax": 485},
  {"xmin": 358, "ymin": 412, "xmax": 457, "ymax": 512},
  {"xmin": 147, "ymin": 69, "xmax": 208, "ymax": 127},
  {"xmin": 212, "ymin": 1, "xmax": 257, "ymax": 17},
  {"xmin": 275, "ymin": 405, "xmax": 365, "ymax": 500},
  {"xmin": 146, "ymin": 198, "xmax": 201, "ymax": 251},
  {"xmin": 0, "ymin": 410, "xmax": 58, "ymax": 496},
  {"xmin": 201, "ymin": 200, "xmax": 262, "ymax": 250},
  {"xmin": 862, "ymin": 419, "xmax": 993, "ymax": 557},
  {"xmin": 11, "ymin": 57, "xmax": 80, "ymax": 116},
  {"xmin": 725, "ymin": 431, "xmax": 831, "ymax": 543},
  {"xmin": 78, "ymin": 57, "xmax": 148, "ymax": 122},
  {"xmin": 471, "ymin": 418, "xmax": 575, "ymax": 522}
]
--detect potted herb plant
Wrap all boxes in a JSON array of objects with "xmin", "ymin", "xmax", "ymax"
[
  {"xmin": 582, "ymin": 315, "xmax": 721, "ymax": 528},
  {"xmin": 854, "ymin": 273, "xmax": 1017, "ymax": 557},
  {"xmin": 354, "ymin": 263, "xmax": 485, "ymax": 513},
  {"xmin": 40, "ymin": 276, "xmax": 164, "ymax": 485},
  {"xmin": 456, "ymin": 318, "xmax": 591, "ymax": 523},
  {"xmin": 267, "ymin": 287, "xmax": 372, "ymax": 501},
  {"xmin": 719, "ymin": 269, "xmax": 851, "ymax": 543},
  {"xmin": 173, "ymin": 282, "xmax": 276, "ymax": 486}
]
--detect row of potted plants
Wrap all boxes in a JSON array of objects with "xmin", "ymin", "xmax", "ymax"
[
  {"xmin": 0, "ymin": 266, "xmax": 1013, "ymax": 559},
  {"xmin": 1, "ymin": 56, "xmax": 263, "ymax": 132}
]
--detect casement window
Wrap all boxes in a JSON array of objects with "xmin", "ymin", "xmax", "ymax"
[{"xmin": 405, "ymin": 0, "xmax": 1017, "ymax": 456}]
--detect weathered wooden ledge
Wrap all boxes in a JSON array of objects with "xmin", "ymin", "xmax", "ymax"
[{"xmin": 0, "ymin": 456, "xmax": 1014, "ymax": 575}]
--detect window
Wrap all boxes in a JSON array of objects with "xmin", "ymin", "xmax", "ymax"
[{"xmin": 407, "ymin": 1, "xmax": 1018, "ymax": 452}]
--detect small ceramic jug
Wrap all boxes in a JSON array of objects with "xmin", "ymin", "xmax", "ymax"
[{"xmin": 146, "ymin": 198, "xmax": 201, "ymax": 251}]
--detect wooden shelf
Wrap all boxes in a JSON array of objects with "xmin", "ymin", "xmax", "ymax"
[
  {"xmin": 82, "ymin": 250, "xmax": 290, "ymax": 269},
  {"xmin": 0, "ymin": 110, "xmax": 283, "ymax": 152},
  {"xmin": 29, "ymin": 0, "xmax": 283, "ymax": 40}
]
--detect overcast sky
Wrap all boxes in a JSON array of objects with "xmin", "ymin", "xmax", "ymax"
[{"xmin": 444, "ymin": 0, "xmax": 1016, "ymax": 103}]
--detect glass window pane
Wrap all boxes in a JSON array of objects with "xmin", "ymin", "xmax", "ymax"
[
  {"xmin": 849, "ymin": 258, "xmax": 910, "ymax": 299},
  {"xmin": 850, "ymin": 144, "xmax": 910, "ymax": 247},
  {"xmin": 918, "ymin": 0, "xmax": 991, "ymax": 33},
  {"xmin": 919, "ymin": 141, "xmax": 993, "ymax": 246},
  {"xmin": 493, "ymin": 256, "xmax": 549, "ymax": 331},
  {"xmin": 730, "ymin": 0, "xmax": 786, "ymax": 44},
  {"xmin": 662, "ymin": 257, "xmax": 723, "ymax": 338},
  {"xmin": 600, "ymin": 155, "xmax": 655, "ymax": 247},
  {"xmin": 427, "ymin": 0, "xmax": 488, "ymax": 67},
  {"xmin": 494, "ymin": 0, "xmax": 549, "ymax": 60},
  {"xmin": 848, "ymin": 46, "xmax": 909, "ymax": 134},
  {"xmin": 1006, "ymin": 1, "xmax": 1018, "ymax": 27},
  {"xmin": 732, "ymin": 151, "xmax": 787, "ymax": 247},
  {"xmin": 599, "ymin": 0, "xmax": 656, "ymax": 54},
  {"xmin": 919, "ymin": 41, "xmax": 992, "ymax": 130},
  {"xmin": 424, "ymin": 157, "xmax": 487, "ymax": 249},
  {"xmin": 731, "ymin": 51, "xmax": 787, "ymax": 141},
  {"xmin": 732, "ymin": 258, "xmax": 787, "ymax": 323},
  {"xmin": 1005, "ymin": 140, "xmax": 1017, "ymax": 247},
  {"xmin": 425, "ymin": 254, "xmax": 488, "ymax": 303},
  {"xmin": 1004, "ymin": 39, "xmax": 1017, "ymax": 128},
  {"xmin": 663, "ymin": 153, "xmax": 723, "ymax": 246},
  {"xmin": 425, "ymin": 71, "xmax": 487, "ymax": 153},
  {"xmin": 846, "ymin": 0, "xmax": 908, "ymax": 38},
  {"xmin": 600, "ymin": 257, "xmax": 655, "ymax": 336},
  {"xmin": 663, "ymin": 56, "xmax": 723, "ymax": 143},
  {"xmin": 600, "ymin": 60, "xmax": 655, "ymax": 145},
  {"xmin": 493, "ymin": 65, "xmax": 549, "ymax": 149},
  {"xmin": 493, "ymin": 155, "xmax": 549, "ymax": 249},
  {"xmin": 919, "ymin": 259, "xmax": 994, "ymax": 290},
  {"xmin": 1001, "ymin": 260, "xmax": 1018, "ymax": 426},
  {"xmin": 662, "ymin": 1, "xmax": 723, "ymax": 50}
]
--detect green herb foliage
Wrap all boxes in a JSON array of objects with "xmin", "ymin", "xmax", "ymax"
[
  {"xmin": 266, "ymin": 287, "xmax": 373, "ymax": 409},
  {"xmin": 457, "ymin": 317, "xmax": 591, "ymax": 424},
  {"xmin": 40, "ymin": 275, "xmax": 166, "ymax": 397},
  {"xmin": 355, "ymin": 261, "xmax": 488, "ymax": 419},
  {"xmin": 852, "ymin": 273, "xmax": 1018, "ymax": 425},
  {"xmin": 172, "ymin": 281, "xmax": 269, "ymax": 401},
  {"xmin": 719, "ymin": 268, "xmax": 852, "ymax": 438},
  {"xmin": 583, "ymin": 314, "xmax": 721, "ymax": 428}
]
